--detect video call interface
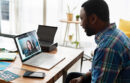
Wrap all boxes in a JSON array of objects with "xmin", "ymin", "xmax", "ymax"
[{"xmin": 17, "ymin": 31, "xmax": 41, "ymax": 60}]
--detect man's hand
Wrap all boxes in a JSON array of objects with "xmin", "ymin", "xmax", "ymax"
[{"xmin": 70, "ymin": 76, "xmax": 83, "ymax": 83}]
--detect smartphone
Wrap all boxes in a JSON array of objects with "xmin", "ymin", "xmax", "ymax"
[{"xmin": 23, "ymin": 71, "xmax": 45, "ymax": 78}]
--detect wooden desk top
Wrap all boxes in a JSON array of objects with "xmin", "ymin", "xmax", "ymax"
[{"xmin": 1, "ymin": 46, "xmax": 83, "ymax": 83}]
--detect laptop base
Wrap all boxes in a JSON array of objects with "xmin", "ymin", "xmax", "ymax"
[{"xmin": 23, "ymin": 52, "xmax": 65, "ymax": 70}]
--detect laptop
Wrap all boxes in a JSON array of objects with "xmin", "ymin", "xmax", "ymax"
[
  {"xmin": 14, "ymin": 30, "xmax": 65, "ymax": 70},
  {"xmin": 37, "ymin": 25, "xmax": 57, "ymax": 46}
]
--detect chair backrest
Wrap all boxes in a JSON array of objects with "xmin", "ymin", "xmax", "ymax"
[{"xmin": 119, "ymin": 19, "xmax": 130, "ymax": 38}]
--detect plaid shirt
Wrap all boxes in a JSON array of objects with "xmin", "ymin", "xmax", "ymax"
[{"xmin": 92, "ymin": 23, "xmax": 130, "ymax": 83}]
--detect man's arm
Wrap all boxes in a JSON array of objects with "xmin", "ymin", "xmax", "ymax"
[
  {"xmin": 70, "ymin": 71, "xmax": 91, "ymax": 83},
  {"xmin": 82, "ymin": 71, "xmax": 91, "ymax": 82}
]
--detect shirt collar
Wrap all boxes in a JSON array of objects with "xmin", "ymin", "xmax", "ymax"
[{"xmin": 95, "ymin": 23, "xmax": 116, "ymax": 44}]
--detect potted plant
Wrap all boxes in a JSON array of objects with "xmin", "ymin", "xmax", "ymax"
[
  {"xmin": 68, "ymin": 34, "xmax": 73, "ymax": 42},
  {"xmin": 67, "ymin": 13, "xmax": 73, "ymax": 21},
  {"xmin": 76, "ymin": 15, "xmax": 80, "ymax": 21},
  {"xmin": 71, "ymin": 41, "xmax": 79, "ymax": 48},
  {"xmin": 67, "ymin": 4, "xmax": 77, "ymax": 21}
]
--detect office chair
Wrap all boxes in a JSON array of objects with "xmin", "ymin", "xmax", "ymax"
[
  {"xmin": 80, "ymin": 48, "xmax": 94, "ymax": 72},
  {"xmin": 119, "ymin": 19, "xmax": 130, "ymax": 38}
]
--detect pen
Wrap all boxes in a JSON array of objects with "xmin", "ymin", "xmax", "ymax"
[
  {"xmin": 12, "ymin": 67, "xmax": 35, "ymax": 72},
  {"xmin": 0, "ymin": 48, "xmax": 6, "ymax": 52},
  {"xmin": 0, "ymin": 48, "xmax": 17, "ymax": 53}
]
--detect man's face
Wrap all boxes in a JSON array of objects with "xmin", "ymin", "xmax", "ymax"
[{"xmin": 80, "ymin": 8, "xmax": 95, "ymax": 36}]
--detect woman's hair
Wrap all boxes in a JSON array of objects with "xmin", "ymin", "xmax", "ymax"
[{"xmin": 26, "ymin": 40, "xmax": 33, "ymax": 50}]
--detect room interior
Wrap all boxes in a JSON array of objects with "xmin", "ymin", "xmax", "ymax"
[{"xmin": 0, "ymin": 0, "xmax": 130, "ymax": 83}]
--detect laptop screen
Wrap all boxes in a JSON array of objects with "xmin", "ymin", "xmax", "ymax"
[
  {"xmin": 15, "ymin": 30, "xmax": 41, "ymax": 61},
  {"xmin": 37, "ymin": 25, "xmax": 57, "ymax": 43}
]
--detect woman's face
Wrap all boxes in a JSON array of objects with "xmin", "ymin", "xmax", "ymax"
[{"xmin": 27, "ymin": 41, "xmax": 32, "ymax": 50}]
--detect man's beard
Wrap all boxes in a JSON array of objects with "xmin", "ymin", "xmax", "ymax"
[{"xmin": 84, "ymin": 23, "xmax": 95, "ymax": 36}]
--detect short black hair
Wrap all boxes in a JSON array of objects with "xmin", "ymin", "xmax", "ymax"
[{"xmin": 82, "ymin": 0, "xmax": 109, "ymax": 22}]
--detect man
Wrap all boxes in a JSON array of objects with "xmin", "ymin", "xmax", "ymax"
[{"xmin": 65, "ymin": 0, "xmax": 130, "ymax": 83}]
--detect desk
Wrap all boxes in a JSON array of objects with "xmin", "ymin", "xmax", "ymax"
[
  {"xmin": 0, "ymin": 46, "xmax": 83, "ymax": 83},
  {"xmin": 60, "ymin": 20, "xmax": 80, "ymax": 48}
]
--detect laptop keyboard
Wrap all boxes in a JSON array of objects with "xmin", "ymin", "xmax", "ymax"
[
  {"xmin": 23, "ymin": 53, "xmax": 64, "ymax": 69},
  {"xmin": 24, "ymin": 53, "xmax": 55, "ymax": 66}
]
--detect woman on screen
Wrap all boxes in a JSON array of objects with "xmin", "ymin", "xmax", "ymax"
[
  {"xmin": 26, "ymin": 40, "xmax": 33, "ymax": 51},
  {"xmin": 24, "ymin": 40, "xmax": 37, "ymax": 57}
]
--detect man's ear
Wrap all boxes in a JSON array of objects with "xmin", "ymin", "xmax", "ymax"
[{"xmin": 89, "ymin": 14, "xmax": 97, "ymax": 24}]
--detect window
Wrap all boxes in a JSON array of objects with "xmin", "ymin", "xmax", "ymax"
[
  {"xmin": 0, "ymin": 0, "xmax": 10, "ymax": 34},
  {"xmin": 0, "ymin": 0, "xmax": 43, "ymax": 34},
  {"xmin": 1, "ymin": 0, "xmax": 9, "ymax": 20}
]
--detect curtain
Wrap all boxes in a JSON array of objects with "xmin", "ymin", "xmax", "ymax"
[
  {"xmin": 0, "ymin": 0, "xmax": 1, "ymax": 33},
  {"xmin": 14, "ymin": 0, "xmax": 43, "ymax": 34},
  {"xmin": 46, "ymin": 0, "xmax": 65, "ymax": 45},
  {"xmin": 0, "ymin": 0, "xmax": 130, "ymax": 46},
  {"xmin": 1, "ymin": 0, "xmax": 43, "ymax": 34}
]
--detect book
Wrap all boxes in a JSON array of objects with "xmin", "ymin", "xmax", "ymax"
[
  {"xmin": 0, "ymin": 62, "xmax": 11, "ymax": 71},
  {"xmin": 0, "ymin": 53, "xmax": 17, "ymax": 61},
  {"xmin": 0, "ymin": 70, "xmax": 20, "ymax": 82}
]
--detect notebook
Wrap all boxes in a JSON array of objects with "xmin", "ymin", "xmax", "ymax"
[
  {"xmin": 14, "ymin": 30, "xmax": 65, "ymax": 70},
  {"xmin": 0, "ymin": 62, "xmax": 11, "ymax": 71},
  {"xmin": 0, "ymin": 53, "xmax": 17, "ymax": 61}
]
